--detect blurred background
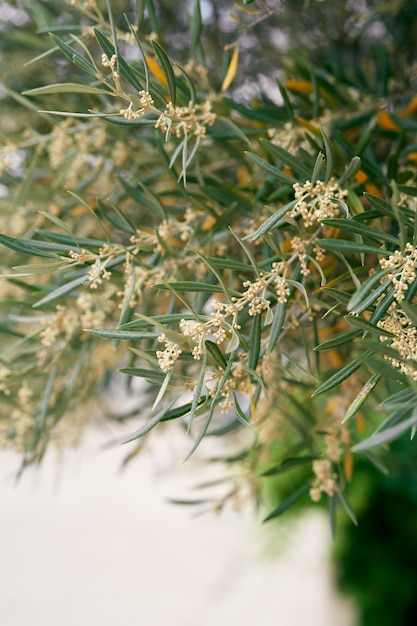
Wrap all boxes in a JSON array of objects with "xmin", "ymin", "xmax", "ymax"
[{"xmin": 0, "ymin": 425, "xmax": 356, "ymax": 626}]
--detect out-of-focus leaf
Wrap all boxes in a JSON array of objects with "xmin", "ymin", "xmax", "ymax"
[
  {"xmin": 353, "ymin": 412, "xmax": 417, "ymax": 452},
  {"xmin": 221, "ymin": 45, "xmax": 239, "ymax": 92},
  {"xmin": 151, "ymin": 40, "xmax": 177, "ymax": 105},
  {"xmin": 315, "ymin": 238, "xmax": 389, "ymax": 256},
  {"xmin": 263, "ymin": 482, "xmax": 310, "ymax": 522},
  {"xmin": 0, "ymin": 234, "xmax": 57, "ymax": 259},
  {"xmin": 314, "ymin": 329, "xmax": 361, "ymax": 351},
  {"xmin": 22, "ymin": 83, "xmax": 111, "ymax": 95},
  {"xmin": 321, "ymin": 219, "xmax": 400, "ymax": 246},
  {"xmin": 342, "ymin": 373, "xmax": 381, "ymax": 423}
]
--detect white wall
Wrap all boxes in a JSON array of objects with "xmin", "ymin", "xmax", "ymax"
[{"xmin": 0, "ymin": 427, "xmax": 356, "ymax": 626}]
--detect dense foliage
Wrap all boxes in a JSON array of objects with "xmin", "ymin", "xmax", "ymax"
[{"xmin": 1, "ymin": 0, "xmax": 417, "ymax": 528}]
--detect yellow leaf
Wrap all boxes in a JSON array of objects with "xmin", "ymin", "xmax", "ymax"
[
  {"xmin": 356, "ymin": 413, "xmax": 366, "ymax": 434},
  {"xmin": 227, "ymin": 11, "xmax": 241, "ymax": 23},
  {"xmin": 233, "ymin": 2, "xmax": 262, "ymax": 14},
  {"xmin": 376, "ymin": 110, "xmax": 401, "ymax": 132},
  {"xmin": 237, "ymin": 166, "xmax": 250, "ymax": 186},
  {"xmin": 145, "ymin": 54, "xmax": 167, "ymax": 87},
  {"xmin": 364, "ymin": 182, "xmax": 382, "ymax": 197},
  {"xmin": 400, "ymin": 94, "xmax": 417, "ymax": 117},
  {"xmin": 354, "ymin": 170, "xmax": 368, "ymax": 185},
  {"xmin": 343, "ymin": 449, "xmax": 354, "ymax": 481},
  {"xmin": 221, "ymin": 46, "xmax": 239, "ymax": 92},
  {"xmin": 285, "ymin": 79, "xmax": 313, "ymax": 95},
  {"xmin": 406, "ymin": 152, "xmax": 417, "ymax": 164},
  {"xmin": 201, "ymin": 215, "xmax": 217, "ymax": 231},
  {"xmin": 294, "ymin": 115, "xmax": 321, "ymax": 135}
]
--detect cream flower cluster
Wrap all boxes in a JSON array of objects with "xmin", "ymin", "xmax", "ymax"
[
  {"xmin": 309, "ymin": 459, "xmax": 338, "ymax": 502},
  {"xmin": 379, "ymin": 242, "xmax": 417, "ymax": 303},
  {"xmin": 378, "ymin": 304, "xmax": 417, "ymax": 380},
  {"xmin": 119, "ymin": 90, "xmax": 155, "ymax": 120},
  {"xmin": 155, "ymin": 100, "xmax": 216, "ymax": 139},
  {"xmin": 155, "ymin": 268, "xmax": 292, "ymax": 374},
  {"xmin": 156, "ymin": 334, "xmax": 183, "ymax": 373},
  {"xmin": 289, "ymin": 179, "xmax": 347, "ymax": 227}
]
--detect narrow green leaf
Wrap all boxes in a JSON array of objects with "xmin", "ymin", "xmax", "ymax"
[
  {"xmin": 261, "ymin": 456, "xmax": 315, "ymax": 476},
  {"xmin": 205, "ymin": 257, "xmax": 252, "ymax": 272},
  {"xmin": 119, "ymin": 366, "xmax": 165, "ymax": 381},
  {"xmin": 233, "ymin": 393, "xmax": 250, "ymax": 425},
  {"xmin": 321, "ymin": 128, "xmax": 334, "ymax": 183},
  {"xmin": 37, "ymin": 230, "xmax": 105, "ymax": 248},
  {"xmin": 381, "ymin": 388, "xmax": 416, "ymax": 409},
  {"xmin": 131, "ymin": 313, "xmax": 185, "ymax": 344},
  {"xmin": 0, "ymin": 233, "xmax": 57, "ymax": 259},
  {"xmin": 152, "ymin": 40, "xmax": 177, "ymax": 105},
  {"xmin": 399, "ymin": 301, "xmax": 417, "ymax": 326},
  {"xmin": 287, "ymin": 278, "xmax": 309, "ymax": 309},
  {"xmin": 342, "ymin": 373, "xmax": 381, "ymax": 423},
  {"xmin": 50, "ymin": 34, "xmax": 98, "ymax": 77},
  {"xmin": 121, "ymin": 313, "xmax": 209, "ymax": 330},
  {"xmin": 314, "ymin": 329, "xmax": 361, "ymax": 351},
  {"xmin": 68, "ymin": 192, "xmax": 110, "ymax": 244},
  {"xmin": 122, "ymin": 398, "xmax": 194, "ymax": 443},
  {"xmin": 32, "ymin": 275, "xmax": 86, "ymax": 308},
  {"xmin": 144, "ymin": 0, "xmax": 158, "ymax": 31},
  {"xmin": 216, "ymin": 115, "xmax": 251, "ymax": 145},
  {"xmin": 347, "ymin": 269, "xmax": 390, "ymax": 314},
  {"xmin": 248, "ymin": 313, "xmax": 262, "ymax": 371},
  {"xmin": 191, "ymin": 0, "xmax": 203, "ymax": 58},
  {"xmin": 353, "ymin": 412, "xmax": 417, "ymax": 452},
  {"xmin": 245, "ymin": 151, "xmax": 297, "ymax": 185},
  {"xmin": 188, "ymin": 351, "xmax": 208, "ymax": 431},
  {"xmin": 315, "ymin": 238, "xmax": 388, "ymax": 256},
  {"xmin": 185, "ymin": 350, "xmax": 237, "ymax": 459},
  {"xmin": 84, "ymin": 328, "xmax": 159, "ymax": 340},
  {"xmin": 152, "ymin": 368, "xmax": 173, "ymax": 410},
  {"xmin": 363, "ymin": 193, "xmax": 394, "ymax": 217},
  {"xmin": 23, "ymin": 83, "xmax": 111, "ymax": 96},
  {"xmin": 176, "ymin": 64, "xmax": 197, "ymax": 108},
  {"xmin": 190, "ymin": 247, "xmax": 234, "ymax": 300},
  {"xmin": 260, "ymin": 139, "xmax": 311, "ymax": 178},
  {"xmin": 338, "ymin": 156, "xmax": 362, "ymax": 186},
  {"xmin": 321, "ymin": 287, "xmax": 352, "ymax": 306},
  {"xmin": 336, "ymin": 489, "xmax": 358, "ymax": 525},
  {"xmin": 276, "ymin": 79, "xmax": 294, "ymax": 121},
  {"xmin": 225, "ymin": 329, "xmax": 240, "ymax": 354},
  {"xmin": 11, "ymin": 260, "xmax": 68, "ymax": 275},
  {"xmin": 263, "ymin": 482, "xmax": 310, "ymax": 522},
  {"xmin": 344, "ymin": 314, "xmax": 394, "ymax": 337},
  {"xmin": 136, "ymin": 0, "xmax": 146, "ymax": 29},
  {"xmin": 310, "ymin": 152, "xmax": 325, "ymax": 185},
  {"xmin": 312, "ymin": 358, "xmax": 363, "ymax": 397},
  {"xmin": 368, "ymin": 287, "xmax": 396, "ymax": 325},
  {"xmin": 94, "ymin": 28, "xmax": 143, "ymax": 91},
  {"xmin": 125, "ymin": 16, "xmax": 149, "ymax": 90},
  {"xmin": 153, "ymin": 281, "xmax": 225, "ymax": 293},
  {"xmin": 246, "ymin": 199, "xmax": 298, "ymax": 241},
  {"xmin": 205, "ymin": 340, "xmax": 227, "ymax": 369},
  {"xmin": 39, "ymin": 367, "xmax": 57, "ymax": 422},
  {"xmin": 229, "ymin": 227, "xmax": 261, "ymax": 276},
  {"xmin": 184, "ymin": 402, "xmax": 215, "ymax": 461},
  {"xmin": 321, "ymin": 219, "xmax": 400, "ymax": 246},
  {"xmin": 268, "ymin": 301, "xmax": 286, "ymax": 352},
  {"xmin": 39, "ymin": 211, "xmax": 80, "ymax": 250}
]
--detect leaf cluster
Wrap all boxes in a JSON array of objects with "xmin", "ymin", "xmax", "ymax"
[{"xmin": 1, "ymin": 0, "xmax": 417, "ymax": 525}]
